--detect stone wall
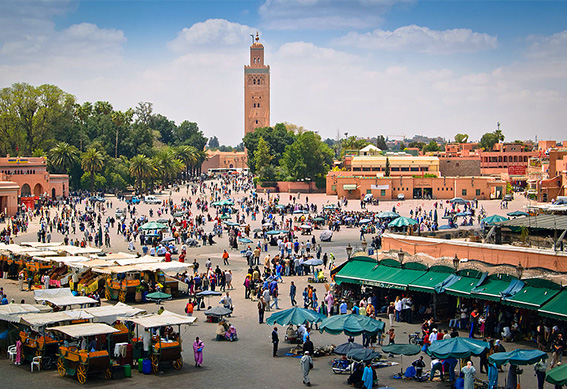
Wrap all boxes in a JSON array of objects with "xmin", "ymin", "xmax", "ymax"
[{"xmin": 439, "ymin": 158, "xmax": 481, "ymax": 177}]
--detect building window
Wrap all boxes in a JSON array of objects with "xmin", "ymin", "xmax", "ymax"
[
  {"xmin": 255, "ymin": 120, "xmax": 258, "ymax": 124},
  {"xmin": 391, "ymin": 167, "xmax": 400, "ymax": 171},
  {"xmin": 366, "ymin": 189, "xmax": 371, "ymax": 194},
  {"xmin": 331, "ymin": 185, "xmax": 336, "ymax": 192},
  {"xmin": 380, "ymin": 189, "xmax": 386, "ymax": 196},
  {"xmin": 462, "ymin": 189, "xmax": 467, "ymax": 196},
  {"xmin": 401, "ymin": 167, "xmax": 409, "ymax": 172},
  {"xmin": 476, "ymin": 189, "xmax": 481, "ymax": 196},
  {"xmin": 253, "ymin": 103, "xmax": 256, "ymax": 108},
  {"xmin": 257, "ymin": 103, "xmax": 260, "ymax": 108},
  {"xmin": 410, "ymin": 167, "xmax": 419, "ymax": 171}
]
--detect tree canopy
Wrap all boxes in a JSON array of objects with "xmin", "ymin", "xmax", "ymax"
[
  {"xmin": 243, "ymin": 123, "xmax": 296, "ymax": 174},
  {"xmin": 479, "ymin": 129, "xmax": 505, "ymax": 151}
]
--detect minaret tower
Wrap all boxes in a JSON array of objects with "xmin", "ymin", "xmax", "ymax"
[{"xmin": 244, "ymin": 32, "xmax": 270, "ymax": 135}]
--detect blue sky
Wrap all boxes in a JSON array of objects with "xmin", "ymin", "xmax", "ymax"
[{"xmin": 1, "ymin": 0, "xmax": 566, "ymax": 145}]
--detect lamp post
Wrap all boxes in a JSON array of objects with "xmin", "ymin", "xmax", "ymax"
[
  {"xmin": 516, "ymin": 262, "xmax": 524, "ymax": 279},
  {"xmin": 397, "ymin": 248, "xmax": 405, "ymax": 267},
  {"xmin": 361, "ymin": 240, "xmax": 367, "ymax": 253},
  {"xmin": 346, "ymin": 243, "xmax": 353, "ymax": 260},
  {"xmin": 453, "ymin": 254, "xmax": 460, "ymax": 273}
]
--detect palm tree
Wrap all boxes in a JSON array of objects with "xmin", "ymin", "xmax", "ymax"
[
  {"xmin": 50, "ymin": 142, "xmax": 79, "ymax": 174},
  {"xmin": 81, "ymin": 148, "xmax": 104, "ymax": 192},
  {"xmin": 175, "ymin": 145, "xmax": 196, "ymax": 177},
  {"xmin": 129, "ymin": 154, "xmax": 155, "ymax": 193}
]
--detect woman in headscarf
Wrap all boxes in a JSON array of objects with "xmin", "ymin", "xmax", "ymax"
[
  {"xmin": 487, "ymin": 361, "xmax": 498, "ymax": 389},
  {"xmin": 193, "ymin": 336, "xmax": 204, "ymax": 367},
  {"xmin": 461, "ymin": 360, "xmax": 476, "ymax": 389}
]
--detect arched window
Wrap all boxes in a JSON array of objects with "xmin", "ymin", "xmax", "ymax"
[{"xmin": 21, "ymin": 183, "xmax": 31, "ymax": 196}]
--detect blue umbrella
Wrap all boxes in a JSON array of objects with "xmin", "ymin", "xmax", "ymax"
[
  {"xmin": 238, "ymin": 238, "xmax": 253, "ymax": 244},
  {"xmin": 359, "ymin": 218, "xmax": 372, "ymax": 224}
]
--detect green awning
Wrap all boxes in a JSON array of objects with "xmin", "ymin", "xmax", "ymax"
[
  {"xmin": 343, "ymin": 184, "xmax": 357, "ymax": 190},
  {"xmin": 445, "ymin": 276, "xmax": 479, "ymax": 297},
  {"xmin": 539, "ymin": 290, "xmax": 567, "ymax": 321},
  {"xmin": 409, "ymin": 271, "xmax": 454, "ymax": 293},
  {"xmin": 334, "ymin": 258, "xmax": 424, "ymax": 290},
  {"xmin": 471, "ymin": 278, "xmax": 514, "ymax": 302},
  {"xmin": 503, "ymin": 286, "xmax": 560, "ymax": 310}
]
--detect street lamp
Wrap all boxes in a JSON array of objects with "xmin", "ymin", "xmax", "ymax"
[
  {"xmin": 346, "ymin": 243, "xmax": 353, "ymax": 260},
  {"xmin": 516, "ymin": 262, "xmax": 524, "ymax": 279},
  {"xmin": 397, "ymin": 248, "xmax": 405, "ymax": 266},
  {"xmin": 453, "ymin": 254, "xmax": 460, "ymax": 272},
  {"xmin": 361, "ymin": 240, "xmax": 367, "ymax": 252}
]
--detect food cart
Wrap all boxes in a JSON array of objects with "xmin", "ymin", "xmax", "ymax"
[
  {"xmin": 94, "ymin": 262, "xmax": 191, "ymax": 303},
  {"xmin": 34, "ymin": 288, "xmax": 98, "ymax": 311},
  {"xmin": 126, "ymin": 311, "xmax": 196, "ymax": 373},
  {"xmin": 50, "ymin": 323, "xmax": 119, "ymax": 384}
]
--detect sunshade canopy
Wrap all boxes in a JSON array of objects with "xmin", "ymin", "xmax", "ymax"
[
  {"xmin": 140, "ymin": 221, "xmax": 168, "ymax": 230},
  {"xmin": 125, "ymin": 311, "xmax": 197, "ymax": 328},
  {"xmin": 49, "ymin": 322, "xmax": 120, "ymax": 338},
  {"xmin": 381, "ymin": 343, "xmax": 421, "ymax": 356},
  {"xmin": 347, "ymin": 348, "xmax": 381, "ymax": 362},
  {"xmin": 319, "ymin": 314, "xmax": 385, "ymax": 336},
  {"xmin": 503, "ymin": 279, "xmax": 560, "ymax": 310},
  {"xmin": 489, "ymin": 349, "xmax": 547, "ymax": 366},
  {"xmin": 408, "ymin": 267, "xmax": 454, "ymax": 293},
  {"xmin": 145, "ymin": 291, "xmax": 172, "ymax": 300},
  {"xmin": 376, "ymin": 211, "xmax": 399, "ymax": 219},
  {"xmin": 539, "ymin": 289, "xmax": 567, "ymax": 321},
  {"xmin": 388, "ymin": 216, "xmax": 417, "ymax": 228},
  {"xmin": 204, "ymin": 306, "xmax": 233, "ymax": 317},
  {"xmin": 20, "ymin": 311, "xmax": 94, "ymax": 328},
  {"xmin": 196, "ymin": 290, "xmax": 223, "ymax": 297},
  {"xmin": 427, "ymin": 337, "xmax": 489, "ymax": 359},
  {"xmin": 471, "ymin": 274, "xmax": 517, "ymax": 302},
  {"xmin": 482, "ymin": 214, "xmax": 508, "ymax": 225},
  {"xmin": 303, "ymin": 258, "xmax": 323, "ymax": 266},
  {"xmin": 266, "ymin": 307, "xmax": 327, "ymax": 326},
  {"xmin": 334, "ymin": 342, "xmax": 364, "ymax": 355},
  {"xmin": 547, "ymin": 363, "xmax": 567, "ymax": 386}
]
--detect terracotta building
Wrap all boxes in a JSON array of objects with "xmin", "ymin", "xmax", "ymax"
[
  {"xmin": 344, "ymin": 154, "xmax": 440, "ymax": 177},
  {"xmin": 326, "ymin": 171, "xmax": 506, "ymax": 200},
  {"xmin": 201, "ymin": 150, "xmax": 248, "ymax": 173},
  {"xmin": 244, "ymin": 33, "xmax": 270, "ymax": 135},
  {"xmin": 478, "ymin": 143, "xmax": 538, "ymax": 176},
  {"xmin": 0, "ymin": 156, "xmax": 69, "ymax": 212}
]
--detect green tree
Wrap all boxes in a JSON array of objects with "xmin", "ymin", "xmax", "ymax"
[
  {"xmin": 385, "ymin": 157, "xmax": 391, "ymax": 177},
  {"xmin": 148, "ymin": 113, "xmax": 176, "ymax": 145},
  {"xmin": 399, "ymin": 142, "xmax": 405, "ymax": 151},
  {"xmin": 175, "ymin": 121, "xmax": 207, "ymax": 150},
  {"xmin": 208, "ymin": 136, "xmax": 220, "ymax": 149},
  {"xmin": 408, "ymin": 141, "xmax": 426, "ymax": 149},
  {"xmin": 175, "ymin": 145, "xmax": 196, "ymax": 177},
  {"xmin": 254, "ymin": 137, "xmax": 273, "ymax": 180},
  {"xmin": 479, "ymin": 129, "xmax": 505, "ymax": 151},
  {"xmin": 50, "ymin": 142, "xmax": 79, "ymax": 174},
  {"xmin": 376, "ymin": 135, "xmax": 388, "ymax": 151},
  {"xmin": 423, "ymin": 140, "xmax": 440, "ymax": 152},
  {"xmin": 281, "ymin": 131, "xmax": 333, "ymax": 181},
  {"xmin": 454, "ymin": 133, "xmax": 469, "ymax": 143},
  {"xmin": 81, "ymin": 148, "xmax": 104, "ymax": 192},
  {"xmin": 243, "ymin": 124, "xmax": 296, "ymax": 174},
  {"xmin": 129, "ymin": 154, "xmax": 155, "ymax": 193}
]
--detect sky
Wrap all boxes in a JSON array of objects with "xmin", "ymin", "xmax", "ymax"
[{"xmin": 1, "ymin": 0, "xmax": 566, "ymax": 146}]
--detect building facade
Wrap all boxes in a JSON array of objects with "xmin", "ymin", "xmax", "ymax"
[
  {"xmin": 244, "ymin": 33, "xmax": 270, "ymax": 135},
  {"xmin": 201, "ymin": 150, "xmax": 248, "ymax": 173},
  {"xmin": 344, "ymin": 155, "xmax": 441, "ymax": 177},
  {"xmin": 0, "ymin": 156, "xmax": 69, "ymax": 213}
]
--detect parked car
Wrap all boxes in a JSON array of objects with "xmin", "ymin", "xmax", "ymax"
[
  {"xmin": 125, "ymin": 195, "xmax": 140, "ymax": 205},
  {"xmin": 397, "ymin": 193, "xmax": 405, "ymax": 200},
  {"xmin": 144, "ymin": 195, "xmax": 162, "ymax": 204},
  {"xmin": 503, "ymin": 194, "xmax": 513, "ymax": 201}
]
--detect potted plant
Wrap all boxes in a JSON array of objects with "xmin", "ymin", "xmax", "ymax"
[{"xmin": 135, "ymin": 285, "xmax": 143, "ymax": 302}]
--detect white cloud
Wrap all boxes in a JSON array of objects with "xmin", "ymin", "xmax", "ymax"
[
  {"xmin": 335, "ymin": 25, "xmax": 498, "ymax": 54},
  {"xmin": 526, "ymin": 30, "xmax": 567, "ymax": 60},
  {"xmin": 259, "ymin": 0, "xmax": 410, "ymax": 30},
  {"xmin": 168, "ymin": 19, "xmax": 256, "ymax": 53}
]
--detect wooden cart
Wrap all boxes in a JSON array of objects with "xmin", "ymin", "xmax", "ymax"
[
  {"xmin": 126, "ymin": 311, "xmax": 197, "ymax": 373},
  {"xmin": 49, "ymin": 323, "xmax": 120, "ymax": 384},
  {"xmin": 104, "ymin": 269, "xmax": 180, "ymax": 303}
]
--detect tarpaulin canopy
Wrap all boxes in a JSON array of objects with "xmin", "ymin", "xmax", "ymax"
[
  {"xmin": 83, "ymin": 303, "xmax": 146, "ymax": 324},
  {"xmin": 388, "ymin": 216, "xmax": 417, "ymax": 228},
  {"xmin": 409, "ymin": 268, "xmax": 454, "ymax": 293},
  {"xmin": 334, "ymin": 342, "xmax": 364, "ymax": 355},
  {"xmin": 376, "ymin": 211, "xmax": 400, "ymax": 219},
  {"xmin": 334, "ymin": 258, "xmax": 423, "ymax": 290},
  {"xmin": 434, "ymin": 274, "xmax": 462, "ymax": 294},
  {"xmin": 20, "ymin": 310, "xmax": 94, "ymax": 329},
  {"xmin": 39, "ymin": 296, "xmax": 98, "ymax": 307},
  {"xmin": 482, "ymin": 214, "xmax": 508, "ymax": 225},
  {"xmin": 547, "ymin": 363, "xmax": 567, "ymax": 386},
  {"xmin": 49, "ymin": 322, "xmax": 120, "ymax": 338},
  {"xmin": 266, "ymin": 307, "xmax": 327, "ymax": 326},
  {"xmin": 471, "ymin": 275, "xmax": 517, "ymax": 302},
  {"xmin": 204, "ymin": 306, "xmax": 233, "ymax": 317},
  {"xmin": 124, "ymin": 311, "xmax": 197, "ymax": 328},
  {"xmin": 426, "ymin": 337, "xmax": 489, "ymax": 359},
  {"xmin": 319, "ymin": 314, "xmax": 385, "ymax": 336},
  {"xmin": 140, "ymin": 221, "xmax": 168, "ymax": 230},
  {"xmin": 444, "ymin": 273, "xmax": 483, "ymax": 298},
  {"xmin": 381, "ymin": 343, "xmax": 421, "ymax": 356},
  {"xmin": 0, "ymin": 304, "xmax": 52, "ymax": 323},
  {"xmin": 347, "ymin": 348, "xmax": 381, "ymax": 362},
  {"xmin": 34, "ymin": 287, "xmax": 74, "ymax": 300},
  {"xmin": 539, "ymin": 289, "xmax": 567, "ymax": 321},
  {"xmin": 488, "ymin": 349, "xmax": 547, "ymax": 366},
  {"xmin": 503, "ymin": 280, "xmax": 561, "ymax": 310}
]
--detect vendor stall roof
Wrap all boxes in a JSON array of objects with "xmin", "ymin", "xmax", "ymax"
[
  {"xmin": 33, "ymin": 255, "xmax": 91, "ymax": 264},
  {"xmin": 497, "ymin": 215, "xmax": 567, "ymax": 231},
  {"xmin": 503, "ymin": 285, "xmax": 560, "ymax": 310},
  {"xmin": 34, "ymin": 287, "xmax": 74, "ymax": 300},
  {"xmin": 83, "ymin": 303, "xmax": 146, "ymax": 324},
  {"xmin": 20, "ymin": 242, "xmax": 64, "ymax": 248},
  {"xmin": 408, "ymin": 270, "xmax": 454, "ymax": 293},
  {"xmin": 20, "ymin": 310, "xmax": 94, "ymax": 328},
  {"xmin": 56, "ymin": 245, "xmax": 103, "ymax": 255},
  {"xmin": 0, "ymin": 303, "xmax": 52, "ymax": 322},
  {"xmin": 49, "ymin": 322, "xmax": 120, "ymax": 338},
  {"xmin": 539, "ymin": 289, "xmax": 567, "ymax": 321},
  {"xmin": 125, "ymin": 311, "xmax": 197, "ymax": 328},
  {"xmin": 40, "ymin": 296, "xmax": 98, "ymax": 307},
  {"xmin": 92, "ymin": 261, "xmax": 192, "ymax": 274},
  {"xmin": 94, "ymin": 252, "xmax": 137, "ymax": 260}
]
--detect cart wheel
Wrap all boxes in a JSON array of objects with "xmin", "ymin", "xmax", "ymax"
[
  {"xmin": 118, "ymin": 290, "xmax": 126, "ymax": 303},
  {"xmin": 77, "ymin": 364, "xmax": 87, "ymax": 384},
  {"xmin": 150, "ymin": 354, "xmax": 159, "ymax": 373},
  {"xmin": 173, "ymin": 356, "xmax": 183, "ymax": 370},
  {"xmin": 57, "ymin": 357, "xmax": 66, "ymax": 377},
  {"xmin": 104, "ymin": 368, "xmax": 112, "ymax": 380}
]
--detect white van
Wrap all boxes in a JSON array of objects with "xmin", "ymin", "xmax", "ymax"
[{"xmin": 144, "ymin": 195, "xmax": 161, "ymax": 204}]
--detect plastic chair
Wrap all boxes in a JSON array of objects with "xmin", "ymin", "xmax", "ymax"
[
  {"xmin": 31, "ymin": 356, "xmax": 41, "ymax": 372},
  {"xmin": 7, "ymin": 345, "xmax": 17, "ymax": 362}
]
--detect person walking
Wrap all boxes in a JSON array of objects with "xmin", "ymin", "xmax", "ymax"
[
  {"xmin": 387, "ymin": 302, "xmax": 395, "ymax": 327},
  {"xmin": 257, "ymin": 296, "xmax": 266, "ymax": 324},
  {"xmin": 534, "ymin": 359, "xmax": 547, "ymax": 389},
  {"xmin": 362, "ymin": 362, "xmax": 373, "ymax": 389},
  {"xmin": 272, "ymin": 327, "xmax": 279, "ymax": 357},
  {"xmin": 193, "ymin": 337, "xmax": 204, "ymax": 367},
  {"xmin": 488, "ymin": 362, "xmax": 498, "ymax": 389},
  {"xmin": 222, "ymin": 250, "xmax": 230, "ymax": 265},
  {"xmin": 300, "ymin": 351, "xmax": 313, "ymax": 386},
  {"xmin": 270, "ymin": 286, "xmax": 280, "ymax": 310},
  {"xmin": 290, "ymin": 281, "xmax": 297, "ymax": 306}
]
